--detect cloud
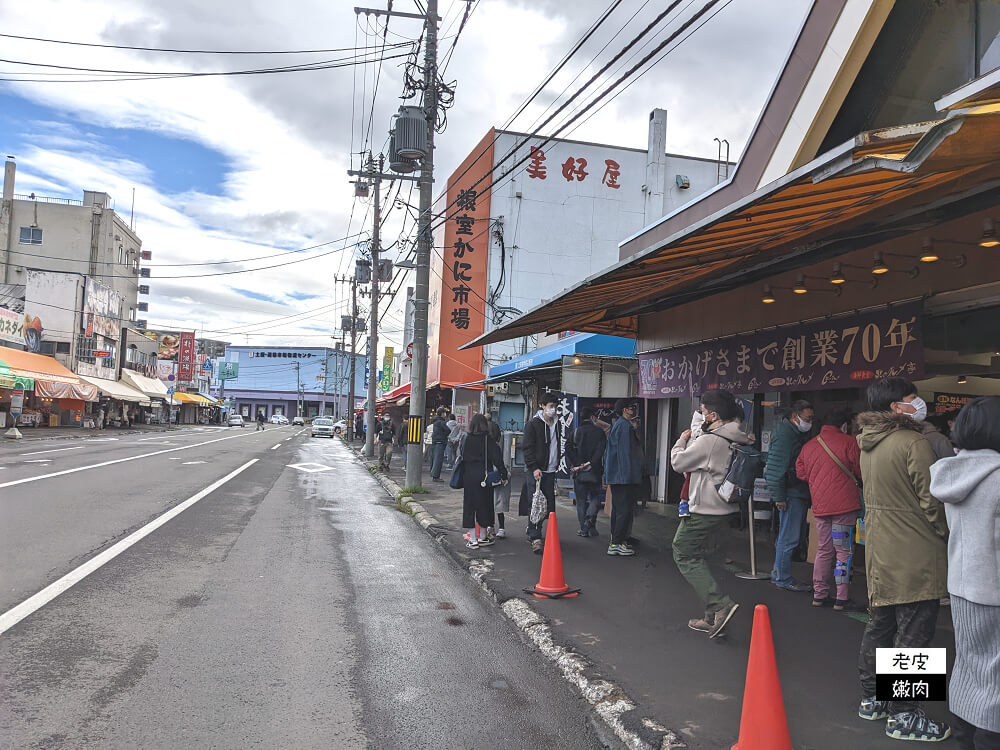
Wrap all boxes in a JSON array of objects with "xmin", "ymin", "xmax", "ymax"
[{"xmin": 0, "ymin": 0, "xmax": 809, "ymax": 351}]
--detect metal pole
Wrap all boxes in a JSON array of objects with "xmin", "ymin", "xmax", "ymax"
[
  {"xmin": 364, "ymin": 154, "xmax": 382, "ymax": 459},
  {"xmin": 348, "ymin": 277, "xmax": 358, "ymax": 440},
  {"xmin": 735, "ymin": 497, "xmax": 771, "ymax": 580},
  {"xmin": 295, "ymin": 361, "xmax": 301, "ymax": 417},
  {"xmin": 404, "ymin": 0, "xmax": 438, "ymax": 490}
]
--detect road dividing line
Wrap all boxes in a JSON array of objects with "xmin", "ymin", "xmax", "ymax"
[
  {"xmin": 270, "ymin": 443, "xmax": 281, "ymax": 450},
  {"xmin": 0, "ymin": 430, "xmax": 265, "ymax": 490},
  {"xmin": 20, "ymin": 446, "xmax": 85, "ymax": 457},
  {"xmin": 0, "ymin": 459, "xmax": 259, "ymax": 635}
]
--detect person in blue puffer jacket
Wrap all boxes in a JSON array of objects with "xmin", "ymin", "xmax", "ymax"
[
  {"xmin": 603, "ymin": 399, "xmax": 643, "ymax": 557},
  {"xmin": 764, "ymin": 399, "xmax": 815, "ymax": 591}
]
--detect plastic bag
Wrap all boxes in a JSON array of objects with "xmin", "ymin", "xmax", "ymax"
[{"xmin": 529, "ymin": 488, "xmax": 547, "ymax": 524}]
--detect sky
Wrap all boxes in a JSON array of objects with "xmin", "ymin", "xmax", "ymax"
[{"xmin": 0, "ymin": 0, "xmax": 810, "ymax": 356}]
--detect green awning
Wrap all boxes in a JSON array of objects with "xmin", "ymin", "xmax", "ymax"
[{"xmin": 0, "ymin": 358, "xmax": 29, "ymax": 389}]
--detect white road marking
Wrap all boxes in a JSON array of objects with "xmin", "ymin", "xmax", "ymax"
[
  {"xmin": 0, "ymin": 430, "xmax": 267, "ymax": 490},
  {"xmin": 25, "ymin": 460, "xmax": 52, "ymax": 463},
  {"xmin": 287, "ymin": 462, "xmax": 333, "ymax": 473},
  {"xmin": 20, "ymin": 447, "xmax": 85, "ymax": 457},
  {"xmin": 139, "ymin": 436, "xmax": 170, "ymax": 441},
  {"xmin": 270, "ymin": 443, "xmax": 281, "ymax": 450},
  {"xmin": 181, "ymin": 461, "xmax": 206, "ymax": 465},
  {"xmin": 0, "ymin": 459, "xmax": 259, "ymax": 635},
  {"xmin": 87, "ymin": 438, "xmax": 119, "ymax": 442}
]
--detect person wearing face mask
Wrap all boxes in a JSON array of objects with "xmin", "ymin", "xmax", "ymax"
[
  {"xmin": 764, "ymin": 399, "xmax": 816, "ymax": 592},
  {"xmin": 855, "ymin": 377, "xmax": 950, "ymax": 743},
  {"xmin": 604, "ymin": 399, "xmax": 643, "ymax": 556},
  {"xmin": 521, "ymin": 392, "xmax": 565, "ymax": 554}
]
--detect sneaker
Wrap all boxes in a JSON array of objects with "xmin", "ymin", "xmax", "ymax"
[
  {"xmin": 885, "ymin": 710, "xmax": 950, "ymax": 742},
  {"xmin": 773, "ymin": 581, "xmax": 812, "ymax": 593},
  {"xmin": 477, "ymin": 537, "xmax": 495, "ymax": 547},
  {"xmin": 531, "ymin": 539, "xmax": 543, "ymax": 555},
  {"xmin": 577, "ymin": 529, "xmax": 588, "ymax": 537},
  {"xmin": 607, "ymin": 544, "xmax": 635, "ymax": 556},
  {"xmin": 859, "ymin": 696, "xmax": 892, "ymax": 721},
  {"xmin": 833, "ymin": 599, "xmax": 864, "ymax": 612},
  {"xmin": 495, "ymin": 528, "xmax": 506, "ymax": 539},
  {"xmin": 687, "ymin": 616, "xmax": 713, "ymax": 633},
  {"xmin": 466, "ymin": 540, "xmax": 479, "ymax": 549},
  {"xmin": 709, "ymin": 602, "xmax": 739, "ymax": 639},
  {"xmin": 812, "ymin": 596, "xmax": 833, "ymax": 607}
]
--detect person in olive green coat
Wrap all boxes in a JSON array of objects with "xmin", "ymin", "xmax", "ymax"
[{"xmin": 855, "ymin": 378, "xmax": 951, "ymax": 744}]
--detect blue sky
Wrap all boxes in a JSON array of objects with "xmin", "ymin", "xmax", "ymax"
[{"xmin": 0, "ymin": 92, "xmax": 228, "ymax": 197}]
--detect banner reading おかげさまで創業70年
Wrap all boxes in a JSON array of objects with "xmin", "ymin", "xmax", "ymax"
[{"xmin": 638, "ymin": 303, "xmax": 924, "ymax": 398}]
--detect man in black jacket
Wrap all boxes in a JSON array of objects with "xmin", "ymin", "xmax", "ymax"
[
  {"xmin": 521, "ymin": 392, "xmax": 564, "ymax": 554},
  {"xmin": 569, "ymin": 407, "xmax": 607, "ymax": 538},
  {"xmin": 430, "ymin": 407, "xmax": 450, "ymax": 481}
]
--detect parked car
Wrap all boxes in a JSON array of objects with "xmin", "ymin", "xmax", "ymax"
[
  {"xmin": 311, "ymin": 417, "xmax": 335, "ymax": 438},
  {"xmin": 292, "ymin": 415, "xmax": 305, "ymax": 426},
  {"xmin": 332, "ymin": 419, "xmax": 346, "ymax": 435},
  {"xmin": 270, "ymin": 414, "xmax": 289, "ymax": 425},
  {"xmin": 227, "ymin": 414, "xmax": 245, "ymax": 428}
]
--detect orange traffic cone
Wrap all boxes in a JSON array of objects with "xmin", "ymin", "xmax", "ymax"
[
  {"xmin": 732, "ymin": 605, "xmax": 793, "ymax": 750},
  {"xmin": 524, "ymin": 512, "xmax": 580, "ymax": 599}
]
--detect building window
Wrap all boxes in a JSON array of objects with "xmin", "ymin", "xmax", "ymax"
[
  {"xmin": 119, "ymin": 246, "xmax": 124, "ymax": 264},
  {"xmin": 56, "ymin": 341, "xmax": 70, "ymax": 354},
  {"xmin": 18, "ymin": 227, "xmax": 42, "ymax": 245}
]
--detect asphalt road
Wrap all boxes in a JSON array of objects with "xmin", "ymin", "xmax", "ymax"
[{"xmin": 0, "ymin": 429, "xmax": 601, "ymax": 749}]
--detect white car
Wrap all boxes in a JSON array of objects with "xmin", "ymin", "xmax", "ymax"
[
  {"xmin": 332, "ymin": 419, "xmax": 346, "ymax": 435},
  {"xmin": 227, "ymin": 414, "xmax": 245, "ymax": 428},
  {"xmin": 270, "ymin": 414, "xmax": 289, "ymax": 425},
  {"xmin": 311, "ymin": 417, "xmax": 335, "ymax": 438}
]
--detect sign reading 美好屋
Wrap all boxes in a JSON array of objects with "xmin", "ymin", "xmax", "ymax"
[{"xmin": 638, "ymin": 303, "xmax": 925, "ymax": 398}]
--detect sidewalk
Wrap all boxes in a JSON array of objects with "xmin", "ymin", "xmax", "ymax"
[
  {"xmin": 369, "ymin": 446, "xmax": 957, "ymax": 750},
  {"xmin": 1, "ymin": 423, "xmax": 211, "ymax": 445}
]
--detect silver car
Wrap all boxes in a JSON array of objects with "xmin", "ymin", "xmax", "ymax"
[{"xmin": 311, "ymin": 417, "xmax": 335, "ymax": 438}]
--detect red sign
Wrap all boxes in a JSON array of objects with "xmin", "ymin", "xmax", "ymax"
[
  {"xmin": 86, "ymin": 313, "xmax": 94, "ymax": 337},
  {"xmin": 406, "ymin": 342, "xmax": 413, "ymax": 358},
  {"xmin": 178, "ymin": 331, "xmax": 196, "ymax": 381},
  {"xmin": 92, "ymin": 350, "xmax": 112, "ymax": 358}
]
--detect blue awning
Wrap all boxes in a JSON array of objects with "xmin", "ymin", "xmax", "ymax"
[{"xmin": 487, "ymin": 334, "xmax": 635, "ymax": 379}]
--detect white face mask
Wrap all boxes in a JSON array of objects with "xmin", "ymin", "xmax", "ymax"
[
  {"xmin": 543, "ymin": 406, "xmax": 556, "ymax": 419},
  {"xmin": 795, "ymin": 417, "xmax": 812, "ymax": 433},
  {"xmin": 900, "ymin": 396, "xmax": 927, "ymax": 422}
]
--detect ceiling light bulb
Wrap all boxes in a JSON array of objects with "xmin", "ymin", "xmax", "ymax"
[
  {"xmin": 761, "ymin": 285, "xmax": 776, "ymax": 304},
  {"xmin": 792, "ymin": 275, "xmax": 808, "ymax": 294},
  {"xmin": 919, "ymin": 237, "xmax": 939, "ymax": 263},
  {"xmin": 957, "ymin": 375, "xmax": 968, "ymax": 385},
  {"xmin": 980, "ymin": 218, "xmax": 999, "ymax": 247},
  {"xmin": 872, "ymin": 252, "xmax": 889, "ymax": 274},
  {"xmin": 830, "ymin": 263, "xmax": 846, "ymax": 284}
]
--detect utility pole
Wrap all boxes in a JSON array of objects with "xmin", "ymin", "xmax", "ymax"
[
  {"xmin": 405, "ymin": 0, "xmax": 439, "ymax": 490},
  {"xmin": 294, "ymin": 361, "xmax": 302, "ymax": 417},
  {"xmin": 362, "ymin": 154, "xmax": 383, "ymax": 458},
  {"xmin": 348, "ymin": 276, "xmax": 358, "ymax": 440}
]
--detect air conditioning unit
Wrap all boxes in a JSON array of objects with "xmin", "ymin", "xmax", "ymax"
[{"xmin": 492, "ymin": 382, "xmax": 509, "ymax": 395}]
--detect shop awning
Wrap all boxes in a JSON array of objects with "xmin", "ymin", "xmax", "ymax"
[
  {"xmin": 0, "ymin": 360, "xmax": 17, "ymax": 389},
  {"xmin": 197, "ymin": 392, "xmax": 221, "ymax": 405},
  {"xmin": 120, "ymin": 369, "xmax": 170, "ymax": 401},
  {"xmin": 487, "ymin": 334, "xmax": 636, "ymax": 379},
  {"xmin": 463, "ymin": 109, "xmax": 1000, "ymax": 347},
  {"xmin": 0, "ymin": 345, "xmax": 84, "ymax": 387},
  {"xmin": 171, "ymin": 392, "xmax": 216, "ymax": 406},
  {"xmin": 377, "ymin": 382, "xmax": 410, "ymax": 406},
  {"xmin": 80, "ymin": 375, "xmax": 151, "ymax": 406}
]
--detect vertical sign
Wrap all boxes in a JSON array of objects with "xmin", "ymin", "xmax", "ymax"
[
  {"xmin": 178, "ymin": 332, "xmax": 196, "ymax": 382},
  {"xmin": 10, "ymin": 389, "xmax": 25, "ymax": 420},
  {"xmin": 380, "ymin": 347, "xmax": 394, "ymax": 392}
]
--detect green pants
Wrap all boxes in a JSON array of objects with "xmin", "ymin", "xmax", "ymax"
[{"xmin": 672, "ymin": 513, "xmax": 736, "ymax": 615}]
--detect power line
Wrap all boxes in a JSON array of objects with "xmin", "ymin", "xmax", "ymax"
[{"xmin": 0, "ymin": 32, "xmax": 414, "ymax": 55}]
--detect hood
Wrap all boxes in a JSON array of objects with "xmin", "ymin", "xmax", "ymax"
[
  {"xmin": 929, "ymin": 449, "xmax": 1000, "ymax": 505},
  {"xmin": 857, "ymin": 411, "xmax": 922, "ymax": 452},
  {"xmin": 707, "ymin": 420, "xmax": 753, "ymax": 445}
]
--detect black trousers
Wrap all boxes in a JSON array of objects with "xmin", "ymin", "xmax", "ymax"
[
  {"xmin": 954, "ymin": 715, "xmax": 1000, "ymax": 750},
  {"xmin": 609, "ymin": 484, "xmax": 637, "ymax": 545},
  {"xmin": 858, "ymin": 599, "xmax": 940, "ymax": 713}
]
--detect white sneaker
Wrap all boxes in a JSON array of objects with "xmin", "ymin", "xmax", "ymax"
[{"xmin": 495, "ymin": 528, "xmax": 506, "ymax": 538}]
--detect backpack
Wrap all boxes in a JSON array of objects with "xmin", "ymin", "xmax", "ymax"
[{"xmin": 712, "ymin": 433, "xmax": 763, "ymax": 503}]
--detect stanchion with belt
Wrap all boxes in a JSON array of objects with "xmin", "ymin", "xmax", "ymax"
[{"xmin": 735, "ymin": 493, "xmax": 771, "ymax": 580}]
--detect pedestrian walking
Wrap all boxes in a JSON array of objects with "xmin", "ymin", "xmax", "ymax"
[
  {"xmin": 604, "ymin": 399, "xmax": 642, "ymax": 556},
  {"xmin": 569, "ymin": 407, "xmax": 607, "ymax": 538},
  {"xmin": 929, "ymin": 396, "xmax": 1000, "ymax": 749},
  {"xmin": 669, "ymin": 389, "xmax": 747, "ymax": 638},
  {"xmin": 377, "ymin": 415, "xmax": 396, "ymax": 472},
  {"xmin": 521, "ymin": 392, "xmax": 564, "ymax": 554},
  {"xmin": 856, "ymin": 377, "xmax": 950, "ymax": 742},
  {"xmin": 461, "ymin": 414, "xmax": 509, "ymax": 549},
  {"xmin": 795, "ymin": 406, "xmax": 862, "ymax": 609},
  {"xmin": 764, "ymin": 399, "xmax": 815, "ymax": 592},
  {"xmin": 429, "ymin": 408, "xmax": 450, "ymax": 481},
  {"xmin": 256, "ymin": 411, "xmax": 265, "ymax": 431},
  {"xmin": 446, "ymin": 413, "xmax": 463, "ymax": 469},
  {"xmin": 354, "ymin": 413, "xmax": 364, "ymax": 441}
]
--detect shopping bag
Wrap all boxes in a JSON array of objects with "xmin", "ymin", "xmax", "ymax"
[{"xmin": 529, "ymin": 488, "xmax": 547, "ymax": 524}]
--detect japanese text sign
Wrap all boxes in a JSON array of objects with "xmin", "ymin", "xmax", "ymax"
[
  {"xmin": 933, "ymin": 392, "xmax": 977, "ymax": 415},
  {"xmin": 639, "ymin": 303, "xmax": 924, "ymax": 397},
  {"xmin": 875, "ymin": 647, "xmax": 946, "ymax": 701},
  {"xmin": 0, "ymin": 307, "xmax": 24, "ymax": 346},
  {"xmin": 380, "ymin": 347, "xmax": 394, "ymax": 393}
]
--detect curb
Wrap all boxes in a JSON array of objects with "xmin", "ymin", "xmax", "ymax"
[{"xmin": 344, "ymin": 440, "xmax": 686, "ymax": 750}]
